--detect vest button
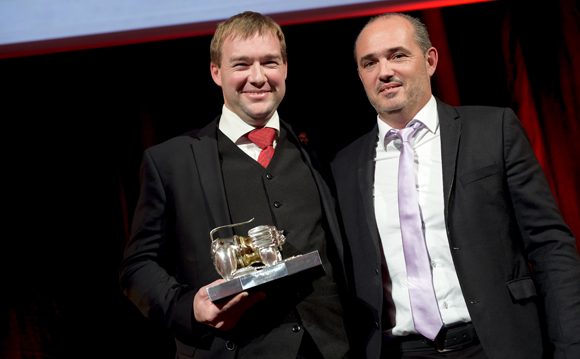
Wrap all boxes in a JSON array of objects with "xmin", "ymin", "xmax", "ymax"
[
  {"xmin": 292, "ymin": 325, "xmax": 301, "ymax": 333},
  {"xmin": 266, "ymin": 173, "xmax": 273, "ymax": 180},
  {"xmin": 273, "ymin": 201, "xmax": 282, "ymax": 208},
  {"xmin": 225, "ymin": 341, "xmax": 236, "ymax": 350}
]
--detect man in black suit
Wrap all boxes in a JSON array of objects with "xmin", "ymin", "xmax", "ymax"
[
  {"xmin": 331, "ymin": 13, "xmax": 580, "ymax": 359},
  {"xmin": 120, "ymin": 11, "xmax": 349, "ymax": 359}
]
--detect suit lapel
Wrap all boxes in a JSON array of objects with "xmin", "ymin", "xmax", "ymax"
[
  {"xmin": 281, "ymin": 120, "xmax": 312, "ymax": 167},
  {"xmin": 190, "ymin": 116, "xmax": 234, "ymax": 237},
  {"xmin": 437, "ymin": 99, "xmax": 462, "ymax": 226},
  {"xmin": 358, "ymin": 125, "xmax": 382, "ymax": 251}
]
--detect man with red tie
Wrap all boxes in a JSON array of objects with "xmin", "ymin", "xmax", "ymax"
[{"xmin": 120, "ymin": 11, "xmax": 350, "ymax": 359}]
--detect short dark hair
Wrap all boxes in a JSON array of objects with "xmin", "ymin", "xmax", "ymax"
[{"xmin": 354, "ymin": 13, "xmax": 432, "ymax": 62}]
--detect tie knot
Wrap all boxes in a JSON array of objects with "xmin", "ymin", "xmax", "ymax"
[
  {"xmin": 386, "ymin": 121, "xmax": 423, "ymax": 143},
  {"xmin": 247, "ymin": 127, "xmax": 276, "ymax": 150}
]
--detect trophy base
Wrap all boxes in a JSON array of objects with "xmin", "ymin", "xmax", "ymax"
[{"xmin": 207, "ymin": 250, "xmax": 322, "ymax": 302}]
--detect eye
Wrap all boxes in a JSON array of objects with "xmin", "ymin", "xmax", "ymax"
[
  {"xmin": 363, "ymin": 61, "xmax": 376, "ymax": 69},
  {"xmin": 263, "ymin": 59, "xmax": 282, "ymax": 68},
  {"xmin": 392, "ymin": 53, "xmax": 406, "ymax": 60}
]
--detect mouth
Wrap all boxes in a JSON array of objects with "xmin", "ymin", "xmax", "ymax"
[
  {"xmin": 240, "ymin": 91, "xmax": 272, "ymax": 100},
  {"xmin": 242, "ymin": 90, "xmax": 271, "ymax": 96},
  {"xmin": 379, "ymin": 83, "xmax": 402, "ymax": 94}
]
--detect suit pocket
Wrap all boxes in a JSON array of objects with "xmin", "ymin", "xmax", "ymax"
[
  {"xmin": 459, "ymin": 163, "xmax": 501, "ymax": 186},
  {"xmin": 506, "ymin": 277, "xmax": 537, "ymax": 301},
  {"xmin": 175, "ymin": 339, "xmax": 196, "ymax": 358}
]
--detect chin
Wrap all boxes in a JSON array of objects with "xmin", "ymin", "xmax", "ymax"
[{"xmin": 374, "ymin": 102, "xmax": 405, "ymax": 114}]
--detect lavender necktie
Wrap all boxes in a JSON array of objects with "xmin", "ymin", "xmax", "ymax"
[{"xmin": 386, "ymin": 121, "xmax": 443, "ymax": 340}]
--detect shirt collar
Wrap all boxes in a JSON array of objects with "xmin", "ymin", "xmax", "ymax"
[
  {"xmin": 377, "ymin": 95, "xmax": 439, "ymax": 147},
  {"xmin": 218, "ymin": 105, "xmax": 281, "ymax": 144}
]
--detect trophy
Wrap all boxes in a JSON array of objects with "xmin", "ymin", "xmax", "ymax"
[{"xmin": 207, "ymin": 218, "xmax": 322, "ymax": 301}]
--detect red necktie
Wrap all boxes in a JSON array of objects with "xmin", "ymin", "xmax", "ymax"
[{"xmin": 247, "ymin": 127, "xmax": 276, "ymax": 168}]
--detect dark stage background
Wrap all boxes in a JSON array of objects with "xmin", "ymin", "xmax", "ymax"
[{"xmin": 2, "ymin": 0, "xmax": 579, "ymax": 358}]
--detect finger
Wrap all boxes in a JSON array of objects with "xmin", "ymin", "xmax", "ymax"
[
  {"xmin": 234, "ymin": 292, "xmax": 265, "ymax": 313},
  {"xmin": 222, "ymin": 292, "xmax": 266, "ymax": 317},
  {"xmin": 243, "ymin": 291, "xmax": 266, "ymax": 307},
  {"xmin": 193, "ymin": 280, "xmax": 228, "ymax": 322},
  {"xmin": 217, "ymin": 291, "xmax": 249, "ymax": 311},
  {"xmin": 214, "ymin": 292, "xmax": 266, "ymax": 331},
  {"xmin": 197, "ymin": 279, "xmax": 228, "ymax": 302}
]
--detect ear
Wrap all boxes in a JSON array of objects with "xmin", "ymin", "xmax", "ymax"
[
  {"xmin": 425, "ymin": 47, "xmax": 438, "ymax": 77},
  {"xmin": 210, "ymin": 62, "xmax": 222, "ymax": 87}
]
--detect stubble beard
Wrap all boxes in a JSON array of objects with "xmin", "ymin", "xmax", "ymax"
[{"xmin": 368, "ymin": 65, "xmax": 430, "ymax": 119}]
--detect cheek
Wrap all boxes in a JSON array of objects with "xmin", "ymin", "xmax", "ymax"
[
  {"xmin": 226, "ymin": 73, "xmax": 246, "ymax": 89},
  {"xmin": 361, "ymin": 76, "xmax": 375, "ymax": 91},
  {"xmin": 268, "ymin": 70, "xmax": 286, "ymax": 86}
]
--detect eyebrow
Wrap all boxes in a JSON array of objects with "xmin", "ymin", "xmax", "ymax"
[
  {"xmin": 229, "ymin": 54, "xmax": 283, "ymax": 63},
  {"xmin": 358, "ymin": 46, "xmax": 408, "ymax": 66}
]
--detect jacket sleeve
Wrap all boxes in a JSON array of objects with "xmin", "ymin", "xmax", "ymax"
[
  {"xmin": 119, "ymin": 149, "xmax": 214, "ymax": 346},
  {"xmin": 503, "ymin": 108, "xmax": 580, "ymax": 358}
]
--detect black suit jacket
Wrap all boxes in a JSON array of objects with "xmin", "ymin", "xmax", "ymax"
[
  {"xmin": 120, "ymin": 117, "xmax": 347, "ymax": 358},
  {"xmin": 331, "ymin": 100, "xmax": 580, "ymax": 359}
]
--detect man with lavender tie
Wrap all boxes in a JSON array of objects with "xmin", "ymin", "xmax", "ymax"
[
  {"xmin": 331, "ymin": 13, "xmax": 580, "ymax": 359},
  {"xmin": 120, "ymin": 11, "xmax": 350, "ymax": 359}
]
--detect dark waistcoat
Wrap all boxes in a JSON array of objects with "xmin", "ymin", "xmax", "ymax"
[{"xmin": 217, "ymin": 128, "xmax": 348, "ymax": 359}]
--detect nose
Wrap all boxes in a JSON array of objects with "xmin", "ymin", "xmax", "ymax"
[
  {"xmin": 249, "ymin": 63, "xmax": 266, "ymax": 86},
  {"xmin": 378, "ymin": 59, "xmax": 395, "ymax": 81}
]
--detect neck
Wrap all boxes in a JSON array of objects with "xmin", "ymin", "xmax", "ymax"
[
  {"xmin": 378, "ymin": 95, "xmax": 432, "ymax": 129},
  {"xmin": 240, "ymin": 116, "xmax": 271, "ymax": 129},
  {"xmin": 378, "ymin": 111, "xmax": 413, "ymax": 130}
]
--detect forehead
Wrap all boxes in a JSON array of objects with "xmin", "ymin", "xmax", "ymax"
[
  {"xmin": 222, "ymin": 32, "xmax": 282, "ymax": 59},
  {"xmin": 356, "ymin": 16, "xmax": 418, "ymax": 59}
]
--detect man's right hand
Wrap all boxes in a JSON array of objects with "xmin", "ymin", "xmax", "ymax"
[{"xmin": 193, "ymin": 279, "xmax": 266, "ymax": 331}]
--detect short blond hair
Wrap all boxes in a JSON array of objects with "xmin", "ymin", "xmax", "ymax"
[{"xmin": 210, "ymin": 11, "xmax": 287, "ymax": 67}]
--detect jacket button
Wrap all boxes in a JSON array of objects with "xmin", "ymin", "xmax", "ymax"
[
  {"xmin": 225, "ymin": 341, "xmax": 236, "ymax": 351},
  {"xmin": 375, "ymin": 321, "xmax": 380, "ymax": 329},
  {"xmin": 266, "ymin": 173, "xmax": 273, "ymax": 180},
  {"xmin": 292, "ymin": 325, "xmax": 301, "ymax": 333},
  {"xmin": 273, "ymin": 201, "xmax": 281, "ymax": 208}
]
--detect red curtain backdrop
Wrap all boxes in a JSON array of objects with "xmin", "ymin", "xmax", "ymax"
[
  {"xmin": 422, "ymin": 8, "xmax": 461, "ymax": 107},
  {"xmin": 502, "ymin": 0, "xmax": 580, "ymax": 246},
  {"xmin": 422, "ymin": 1, "xmax": 579, "ymax": 249}
]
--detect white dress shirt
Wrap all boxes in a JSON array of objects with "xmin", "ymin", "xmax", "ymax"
[
  {"xmin": 374, "ymin": 96, "xmax": 472, "ymax": 338},
  {"xmin": 218, "ymin": 105, "xmax": 280, "ymax": 160}
]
